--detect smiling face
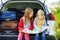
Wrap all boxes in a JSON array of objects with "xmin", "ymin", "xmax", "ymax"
[
  {"xmin": 36, "ymin": 9, "xmax": 45, "ymax": 20},
  {"xmin": 29, "ymin": 11, "xmax": 33, "ymax": 18},
  {"xmin": 24, "ymin": 7, "xmax": 33, "ymax": 21}
]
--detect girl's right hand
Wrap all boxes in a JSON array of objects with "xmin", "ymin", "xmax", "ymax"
[
  {"xmin": 19, "ymin": 30, "xmax": 23, "ymax": 32},
  {"xmin": 22, "ymin": 30, "xmax": 25, "ymax": 32},
  {"xmin": 19, "ymin": 30, "xmax": 26, "ymax": 33}
]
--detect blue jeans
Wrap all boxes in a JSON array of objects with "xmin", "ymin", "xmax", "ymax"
[{"xmin": 34, "ymin": 32, "xmax": 46, "ymax": 40}]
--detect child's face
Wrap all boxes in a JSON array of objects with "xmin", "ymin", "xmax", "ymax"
[
  {"xmin": 29, "ymin": 12, "xmax": 33, "ymax": 18},
  {"xmin": 37, "ymin": 11, "xmax": 44, "ymax": 20}
]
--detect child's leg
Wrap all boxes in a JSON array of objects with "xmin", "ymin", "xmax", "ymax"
[
  {"xmin": 41, "ymin": 32, "xmax": 46, "ymax": 40},
  {"xmin": 34, "ymin": 34, "xmax": 39, "ymax": 40},
  {"xmin": 18, "ymin": 33, "xmax": 23, "ymax": 40},
  {"xmin": 24, "ymin": 33, "xmax": 30, "ymax": 40}
]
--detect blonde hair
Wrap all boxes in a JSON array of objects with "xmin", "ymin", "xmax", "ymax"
[
  {"xmin": 36, "ymin": 9, "xmax": 45, "ymax": 19},
  {"xmin": 24, "ymin": 7, "xmax": 33, "ymax": 22},
  {"xmin": 36, "ymin": 9, "xmax": 46, "ymax": 28}
]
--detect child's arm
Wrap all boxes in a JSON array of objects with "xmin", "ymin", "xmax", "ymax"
[{"xmin": 18, "ymin": 18, "xmax": 24, "ymax": 32}]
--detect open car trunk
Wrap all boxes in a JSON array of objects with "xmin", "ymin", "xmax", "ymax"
[
  {"xmin": 0, "ymin": 1, "xmax": 56, "ymax": 40},
  {"xmin": 0, "ymin": 1, "xmax": 44, "ymax": 33},
  {"xmin": 0, "ymin": 1, "xmax": 44, "ymax": 40}
]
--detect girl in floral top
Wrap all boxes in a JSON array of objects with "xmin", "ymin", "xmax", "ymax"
[{"xmin": 34, "ymin": 9, "xmax": 47, "ymax": 40}]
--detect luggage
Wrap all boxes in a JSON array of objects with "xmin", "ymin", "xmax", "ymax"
[
  {"xmin": 1, "ymin": 21, "xmax": 17, "ymax": 32},
  {"xmin": 1, "ymin": 11, "xmax": 17, "ymax": 21}
]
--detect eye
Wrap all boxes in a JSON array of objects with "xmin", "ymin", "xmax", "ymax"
[{"xmin": 41, "ymin": 14, "xmax": 44, "ymax": 16}]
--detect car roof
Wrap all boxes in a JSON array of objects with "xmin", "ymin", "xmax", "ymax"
[
  {"xmin": 0, "ymin": 0, "xmax": 45, "ymax": 10},
  {"xmin": 9, "ymin": 0, "xmax": 45, "ymax": 3},
  {"xmin": 1, "ymin": 1, "xmax": 44, "ymax": 11}
]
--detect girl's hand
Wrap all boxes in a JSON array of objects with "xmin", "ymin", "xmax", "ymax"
[
  {"xmin": 23, "ymin": 30, "xmax": 26, "ymax": 33},
  {"xmin": 19, "ymin": 30, "xmax": 23, "ymax": 32},
  {"xmin": 23, "ymin": 28, "xmax": 29, "ymax": 33},
  {"xmin": 24, "ymin": 28, "xmax": 29, "ymax": 31}
]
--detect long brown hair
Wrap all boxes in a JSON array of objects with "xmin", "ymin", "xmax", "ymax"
[{"xmin": 24, "ymin": 7, "xmax": 33, "ymax": 23}]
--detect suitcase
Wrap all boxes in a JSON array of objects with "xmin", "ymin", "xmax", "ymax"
[{"xmin": 1, "ymin": 21, "xmax": 17, "ymax": 32}]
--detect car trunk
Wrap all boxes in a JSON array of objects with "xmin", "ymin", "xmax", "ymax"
[
  {"xmin": 0, "ymin": 1, "xmax": 44, "ymax": 40},
  {"xmin": 1, "ymin": 1, "xmax": 44, "ymax": 31},
  {"xmin": 0, "ymin": 1, "xmax": 56, "ymax": 40}
]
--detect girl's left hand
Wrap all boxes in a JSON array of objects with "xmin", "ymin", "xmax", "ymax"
[
  {"xmin": 24, "ymin": 28, "xmax": 29, "ymax": 31},
  {"xmin": 22, "ymin": 30, "xmax": 26, "ymax": 32},
  {"xmin": 23, "ymin": 28, "xmax": 29, "ymax": 33}
]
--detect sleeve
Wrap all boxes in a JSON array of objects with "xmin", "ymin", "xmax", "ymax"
[
  {"xmin": 34, "ymin": 18, "xmax": 38, "ymax": 30},
  {"xmin": 18, "ymin": 18, "xmax": 24, "ymax": 31},
  {"xmin": 29, "ymin": 19, "xmax": 34, "ymax": 30}
]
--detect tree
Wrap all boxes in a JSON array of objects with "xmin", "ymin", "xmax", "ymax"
[{"xmin": 50, "ymin": 0, "xmax": 60, "ymax": 29}]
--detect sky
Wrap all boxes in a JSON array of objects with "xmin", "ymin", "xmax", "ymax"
[{"xmin": 45, "ymin": 0, "xmax": 59, "ymax": 5}]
